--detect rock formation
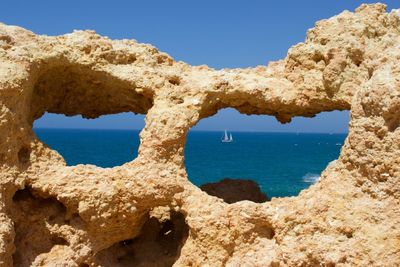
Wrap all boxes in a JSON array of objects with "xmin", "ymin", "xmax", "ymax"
[
  {"xmin": 200, "ymin": 178, "xmax": 269, "ymax": 203},
  {"xmin": 0, "ymin": 3, "xmax": 399, "ymax": 266}
]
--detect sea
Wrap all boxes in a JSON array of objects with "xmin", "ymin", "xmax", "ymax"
[{"xmin": 33, "ymin": 129, "xmax": 346, "ymax": 198}]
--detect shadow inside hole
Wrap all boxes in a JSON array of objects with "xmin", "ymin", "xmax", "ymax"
[
  {"xmin": 385, "ymin": 114, "xmax": 400, "ymax": 132},
  {"xmin": 95, "ymin": 211, "xmax": 189, "ymax": 267},
  {"xmin": 30, "ymin": 64, "xmax": 152, "ymax": 120},
  {"xmin": 18, "ymin": 147, "xmax": 31, "ymax": 164},
  {"xmin": 11, "ymin": 188, "xmax": 70, "ymax": 267}
]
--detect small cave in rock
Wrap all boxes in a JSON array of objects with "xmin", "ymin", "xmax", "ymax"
[
  {"xmin": 11, "ymin": 187, "xmax": 70, "ymax": 267},
  {"xmin": 95, "ymin": 210, "xmax": 189, "ymax": 267},
  {"xmin": 185, "ymin": 108, "xmax": 350, "ymax": 199},
  {"xmin": 33, "ymin": 112, "xmax": 145, "ymax": 167}
]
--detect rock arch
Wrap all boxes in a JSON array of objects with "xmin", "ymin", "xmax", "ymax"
[{"xmin": 0, "ymin": 4, "xmax": 399, "ymax": 266}]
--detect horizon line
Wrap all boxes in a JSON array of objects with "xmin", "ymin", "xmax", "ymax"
[{"xmin": 33, "ymin": 127, "xmax": 348, "ymax": 134}]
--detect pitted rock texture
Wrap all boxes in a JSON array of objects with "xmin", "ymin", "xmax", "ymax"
[{"xmin": 0, "ymin": 3, "xmax": 400, "ymax": 266}]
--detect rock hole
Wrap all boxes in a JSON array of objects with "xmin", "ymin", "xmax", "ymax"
[
  {"xmin": 11, "ymin": 187, "xmax": 69, "ymax": 267},
  {"xmin": 95, "ymin": 211, "xmax": 189, "ymax": 267},
  {"xmin": 168, "ymin": 76, "xmax": 181, "ymax": 86},
  {"xmin": 50, "ymin": 236, "xmax": 69, "ymax": 246},
  {"xmin": 269, "ymin": 228, "xmax": 276, "ymax": 239},
  {"xmin": 28, "ymin": 62, "xmax": 152, "ymax": 167},
  {"xmin": 312, "ymin": 52, "xmax": 324, "ymax": 63},
  {"xmin": 103, "ymin": 53, "xmax": 137, "ymax": 65},
  {"xmin": 12, "ymin": 187, "xmax": 32, "ymax": 201},
  {"xmin": 385, "ymin": 115, "xmax": 399, "ymax": 132},
  {"xmin": 345, "ymin": 232, "xmax": 353, "ymax": 239},
  {"xmin": 33, "ymin": 112, "xmax": 145, "ymax": 167},
  {"xmin": 18, "ymin": 147, "xmax": 30, "ymax": 164},
  {"xmin": 387, "ymin": 119, "xmax": 399, "ymax": 132},
  {"xmin": 170, "ymin": 96, "xmax": 184, "ymax": 105},
  {"xmin": 185, "ymin": 108, "xmax": 349, "ymax": 200},
  {"xmin": 157, "ymin": 55, "xmax": 171, "ymax": 65}
]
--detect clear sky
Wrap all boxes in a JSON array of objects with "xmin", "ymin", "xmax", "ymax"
[{"xmin": 3, "ymin": 1, "xmax": 397, "ymax": 133}]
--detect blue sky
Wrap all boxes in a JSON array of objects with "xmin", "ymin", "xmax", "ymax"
[{"xmin": 3, "ymin": 1, "xmax": 396, "ymax": 133}]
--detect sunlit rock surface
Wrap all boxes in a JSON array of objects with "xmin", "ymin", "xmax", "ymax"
[{"xmin": 0, "ymin": 3, "xmax": 399, "ymax": 266}]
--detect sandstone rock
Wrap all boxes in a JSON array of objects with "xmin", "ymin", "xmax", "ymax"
[
  {"xmin": 0, "ymin": 3, "xmax": 399, "ymax": 266},
  {"xmin": 200, "ymin": 178, "xmax": 269, "ymax": 203}
]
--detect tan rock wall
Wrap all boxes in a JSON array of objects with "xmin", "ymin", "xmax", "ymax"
[{"xmin": 0, "ymin": 3, "xmax": 399, "ymax": 266}]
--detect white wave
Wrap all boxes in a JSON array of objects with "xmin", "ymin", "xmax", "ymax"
[{"xmin": 302, "ymin": 173, "xmax": 320, "ymax": 183}]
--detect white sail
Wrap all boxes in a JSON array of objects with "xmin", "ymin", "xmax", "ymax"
[
  {"xmin": 224, "ymin": 130, "xmax": 229, "ymax": 141},
  {"xmin": 222, "ymin": 130, "xmax": 233, "ymax": 142}
]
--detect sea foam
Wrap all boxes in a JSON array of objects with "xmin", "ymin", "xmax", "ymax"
[{"xmin": 302, "ymin": 173, "xmax": 320, "ymax": 183}]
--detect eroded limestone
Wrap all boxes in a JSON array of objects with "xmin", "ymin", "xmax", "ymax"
[{"xmin": 0, "ymin": 3, "xmax": 399, "ymax": 266}]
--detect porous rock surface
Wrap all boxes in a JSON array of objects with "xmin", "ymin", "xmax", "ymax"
[{"xmin": 0, "ymin": 3, "xmax": 400, "ymax": 266}]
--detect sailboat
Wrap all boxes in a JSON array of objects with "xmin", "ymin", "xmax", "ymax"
[{"xmin": 222, "ymin": 130, "xmax": 233, "ymax": 143}]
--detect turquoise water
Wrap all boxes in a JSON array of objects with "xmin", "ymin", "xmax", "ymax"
[{"xmin": 34, "ymin": 129, "xmax": 346, "ymax": 198}]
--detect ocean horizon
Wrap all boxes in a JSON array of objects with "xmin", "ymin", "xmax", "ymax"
[
  {"xmin": 33, "ymin": 127, "xmax": 348, "ymax": 134},
  {"xmin": 33, "ymin": 128, "xmax": 346, "ymax": 198}
]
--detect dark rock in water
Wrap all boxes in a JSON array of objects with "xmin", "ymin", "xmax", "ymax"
[{"xmin": 200, "ymin": 178, "xmax": 269, "ymax": 204}]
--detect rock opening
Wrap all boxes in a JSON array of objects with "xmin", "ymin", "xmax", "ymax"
[
  {"xmin": 96, "ymin": 210, "xmax": 189, "ymax": 267},
  {"xmin": 185, "ymin": 108, "xmax": 349, "ymax": 199},
  {"xmin": 33, "ymin": 113, "xmax": 145, "ymax": 167},
  {"xmin": 11, "ymin": 188, "xmax": 70, "ymax": 267}
]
